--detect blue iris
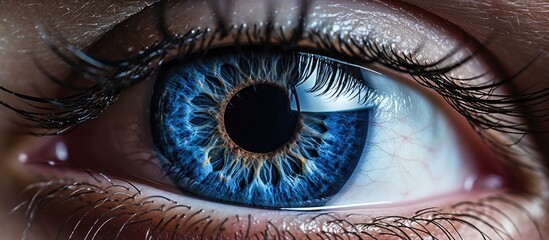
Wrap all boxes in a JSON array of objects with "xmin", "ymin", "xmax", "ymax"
[{"xmin": 151, "ymin": 50, "xmax": 370, "ymax": 208}]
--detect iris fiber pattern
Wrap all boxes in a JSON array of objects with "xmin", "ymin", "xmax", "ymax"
[{"xmin": 152, "ymin": 51, "xmax": 370, "ymax": 208}]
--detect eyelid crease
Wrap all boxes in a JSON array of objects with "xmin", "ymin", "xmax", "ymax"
[
  {"xmin": 0, "ymin": 18, "xmax": 484, "ymax": 133},
  {"xmin": 1, "ymin": 1, "xmax": 548, "ymax": 239}
]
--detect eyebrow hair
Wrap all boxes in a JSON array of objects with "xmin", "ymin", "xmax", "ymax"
[{"xmin": 36, "ymin": 1, "xmax": 161, "ymax": 46}]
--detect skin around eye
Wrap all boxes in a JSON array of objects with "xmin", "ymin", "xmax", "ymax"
[{"xmin": 1, "ymin": 0, "xmax": 547, "ymax": 239}]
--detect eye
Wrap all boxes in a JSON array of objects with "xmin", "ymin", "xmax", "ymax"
[
  {"xmin": 147, "ymin": 48, "xmax": 487, "ymax": 209},
  {"xmin": 9, "ymin": 0, "xmax": 537, "ymax": 238}
]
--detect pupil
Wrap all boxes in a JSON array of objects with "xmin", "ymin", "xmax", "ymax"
[{"xmin": 224, "ymin": 83, "xmax": 299, "ymax": 153}]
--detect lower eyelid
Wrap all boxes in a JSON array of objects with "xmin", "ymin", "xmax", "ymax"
[
  {"xmin": 5, "ymin": 2, "xmax": 544, "ymax": 239},
  {"xmin": 9, "ymin": 168, "xmax": 541, "ymax": 240}
]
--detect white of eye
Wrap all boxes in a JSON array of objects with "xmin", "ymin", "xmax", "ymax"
[{"xmin": 287, "ymin": 64, "xmax": 496, "ymax": 210}]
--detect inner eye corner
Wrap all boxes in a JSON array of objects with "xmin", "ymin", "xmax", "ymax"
[
  {"xmin": 2, "ymin": 0, "xmax": 547, "ymax": 239},
  {"xmin": 20, "ymin": 0, "xmax": 514, "ymax": 213}
]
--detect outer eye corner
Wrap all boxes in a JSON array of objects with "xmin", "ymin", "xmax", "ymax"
[{"xmin": 8, "ymin": 1, "xmax": 538, "ymax": 239}]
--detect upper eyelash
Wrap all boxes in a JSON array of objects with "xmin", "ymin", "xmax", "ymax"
[
  {"xmin": 0, "ymin": 1, "xmax": 547, "ymax": 168},
  {"xmin": 0, "ymin": 2, "xmax": 545, "ymax": 239}
]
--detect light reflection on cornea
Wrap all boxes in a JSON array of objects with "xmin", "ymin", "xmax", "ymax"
[{"xmin": 54, "ymin": 141, "xmax": 68, "ymax": 162}]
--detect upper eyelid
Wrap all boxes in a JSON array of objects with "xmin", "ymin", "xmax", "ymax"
[
  {"xmin": 30, "ymin": 6, "xmax": 492, "ymax": 116},
  {"xmin": 1, "ymin": 0, "xmax": 544, "ymax": 170},
  {"xmin": 0, "ymin": 3, "xmax": 501, "ymax": 112},
  {"xmin": 0, "ymin": 4, "xmax": 511, "ymax": 124},
  {"xmin": 2, "ymin": 1, "xmax": 544, "ymax": 238}
]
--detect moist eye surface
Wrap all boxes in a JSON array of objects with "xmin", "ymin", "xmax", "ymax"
[
  {"xmin": 223, "ymin": 83, "xmax": 299, "ymax": 153},
  {"xmin": 151, "ymin": 49, "xmax": 370, "ymax": 208}
]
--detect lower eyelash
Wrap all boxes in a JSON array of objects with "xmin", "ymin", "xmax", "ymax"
[
  {"xmin": 0, "ymin": 1, "xmax": 546, "ymax": 238},
  {"xmin": 6, "ymin": 170, "xmax": 540, "ymax": 240}
]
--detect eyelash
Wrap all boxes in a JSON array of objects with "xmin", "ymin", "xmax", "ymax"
[
  {"xmin": 11, "ymin": 170, "xmax": 541, "ymax": 239},
  {"xmin": 2, "ymin": 2, "xmax": 544, "ymax": 136},
  {"xmin": 1, "ymin": 1, "xmax": 547, "ymax": 239}
]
